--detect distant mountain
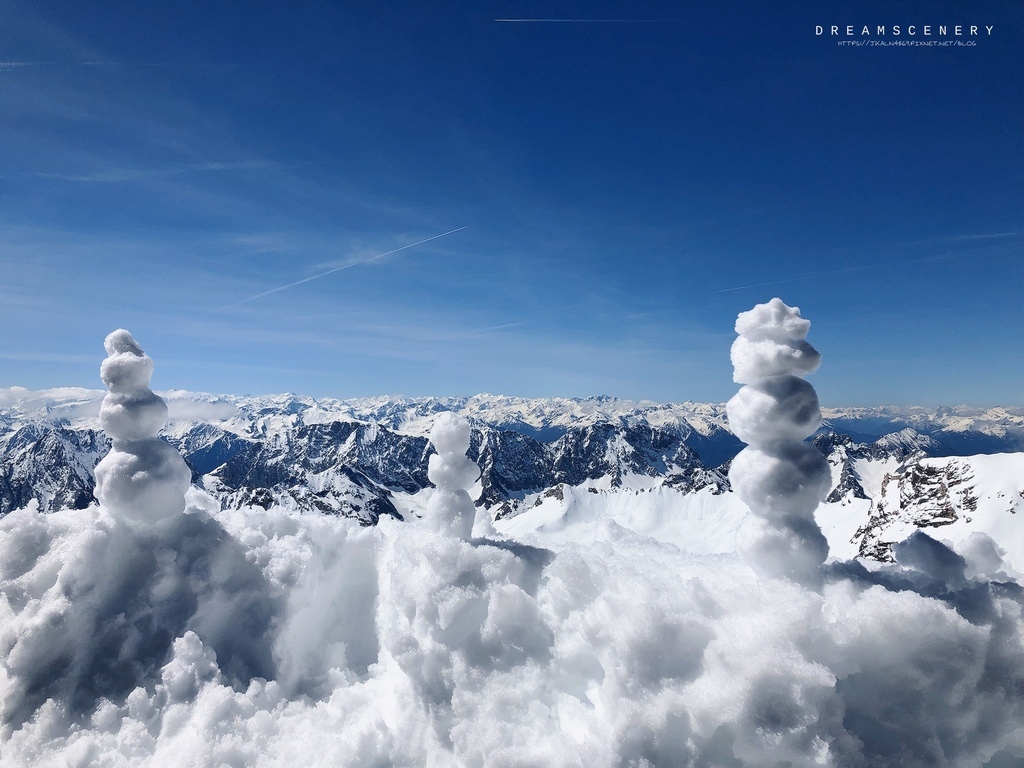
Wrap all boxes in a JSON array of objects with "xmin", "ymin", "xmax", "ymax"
[
  {"xmin": 0, "ymin": 422, "xmax": 108, "ymax": 514},
  {"xmin": 1, "ymin": 389, "xmax": 1021, "ymax": 563}
]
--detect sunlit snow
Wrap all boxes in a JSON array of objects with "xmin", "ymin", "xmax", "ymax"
[{"xmin": 1, "ymin": 304, "xmax": 1022, "ymax": 767}]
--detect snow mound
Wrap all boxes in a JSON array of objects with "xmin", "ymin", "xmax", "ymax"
[{"xmin": 2, "ymin": 504, "xmax": 1023, "ymax": 766}]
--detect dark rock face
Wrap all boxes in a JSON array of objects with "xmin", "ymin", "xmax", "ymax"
[
  {"xmin": 814, "ymin": 427, "xmax": 947, "ymax": 505},
  {"xmin": 852, "ymin": 459, "xmax": 979, "ymax": 562},
  {"xmin": 826, "ymin": 463, "xmax": 868, "ymax": 503},
  {"xmin": 0, "ymin": 425, "xmax": 110, "ymax": 514},
  {"xmin": 173, "ymin": 424, "xmax": 250, "ymax": 475},
  {"xmin": 195, "ymin": 422, "xmax": 415, "ymax": 525},
  {"xmin": 192, "ymin": 418, "xmax": 731, "ymax": 524},
  {"xmin": 0, "ymin": 413, "xmax": 731, "ymax": 524},
  {"xmin": 470, "ymin": 429, "xmax": 550, "ymax": 509}
]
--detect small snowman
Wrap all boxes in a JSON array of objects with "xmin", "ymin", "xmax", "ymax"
[{"xmin": 93, "ymin": 330, "xmax": 191, "ymax": 524}]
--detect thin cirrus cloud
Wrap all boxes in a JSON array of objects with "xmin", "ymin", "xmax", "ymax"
[
  {"xmin": 0, "ymin": 352, "xmax": 96, "ymax": 364},
  {"xmin": 28, "ymin": 160, "xmax": 282, "ymax": 183},
  {"xmin": 711, "ymin": 235, "xmax": 1021, "ymax": 295},
  {"xmin": 930, "ymin": 231, "xmax": 1019, "ymax": 242}
]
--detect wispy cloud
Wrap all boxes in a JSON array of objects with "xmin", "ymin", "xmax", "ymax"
[
  {"xmin": 711, "ymin": 237, "xmax": 1022, "ymax": 295},
  {"xmin": 0, "ymin": 61, "xmax": 51, "ymax": 69},
  {"xmin": 0, "ymin": 352, "xmax": 96, "ymax": 363},
  {"xmin": 930, "ymin": 232, "xmax": 1019, "ymax": 242},
  {"xmin": 29, "ymin": 160, "xmax": 281, "ymax": 183}
]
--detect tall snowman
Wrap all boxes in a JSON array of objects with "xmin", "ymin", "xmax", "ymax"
[{"xmin": 727, "ymin": 299, "xmax": 832, "ymax": 583}]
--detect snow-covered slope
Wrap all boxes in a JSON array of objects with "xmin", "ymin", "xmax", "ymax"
[{"xmin": 494, "ymin": 453, "xmax": 1024, "ymax": 573}]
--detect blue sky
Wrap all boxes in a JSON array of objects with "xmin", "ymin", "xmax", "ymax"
[{"xmin": 1, "ymin": 0, "xmax": 1021, "ymax": 406}]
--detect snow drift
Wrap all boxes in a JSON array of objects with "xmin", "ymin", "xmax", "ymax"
[{"xmin": 0, "ymin": 320, "xmax": 1023, "ymax": 767}]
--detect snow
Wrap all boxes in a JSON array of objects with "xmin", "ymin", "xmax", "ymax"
[
  {"xmin": 815, "ymin": 497, "xmax": 874, "ymax": 561},
  {"xmin": 495, "ymin": 484, "xmax": 750, "ymax": 554},
  {"xmin": 2, "ymin": 494, "xmax": 1023, "ymax": 766},
  {"xmin": 489, "ymin": 453, "xmax": 1024, "ymax": 576},
  {"xmin": 867, "ymin": 453, "xmax": 1024, "ymax": 574},
  {"xmin": 1, "ymin": 317, "xmax": 1024, "ymax": 766},
  {"xmin": 727, "ymin": 299, "xmax": 831, "ymax": 583},
  {"xmin": 852, "ymin": 456, "xmax": 900, "ymax": 498},
  {"xmin": 730, "ymin": 298, "xmax": 821, "ymax": 384},
  {"xmin": 92, "ymin": 331, "xmax": 191, "ymax": 525},
  {"xmin": 726, "ymin": 375, "xmax": 822, "ymax": 445},
  {"xmin": 423, "ymin": 412, "xmax": 483, "ymax": 539}
]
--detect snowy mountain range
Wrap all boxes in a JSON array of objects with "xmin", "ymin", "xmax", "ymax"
[{"xmin": 2, "ymin": 388, "xmax": 1022, "ymax": 566}]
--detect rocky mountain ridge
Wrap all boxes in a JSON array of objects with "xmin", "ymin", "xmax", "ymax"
[
  {"xmin": 847, "ymin": 453, "xmax": 1022, "ymax": 566},
  {"xmin": 1, "ymin": 390, "xmax": 1022, "ymax": 559}
]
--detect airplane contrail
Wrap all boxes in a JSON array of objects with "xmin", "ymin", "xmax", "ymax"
[
  {"xmin": 710, "ymin": 273, "xmax": 851, "ymax": 295},
  {"xmin": 0, "ymin": 60, "xmax": 238, "ymax": 68},
  {"xmin": 221, "ymin": 226, "xmax": 468, "ymax": 309},
  {"xmin": 495, "ymin": 18, "xmax": 681, "ymax": 23}
]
